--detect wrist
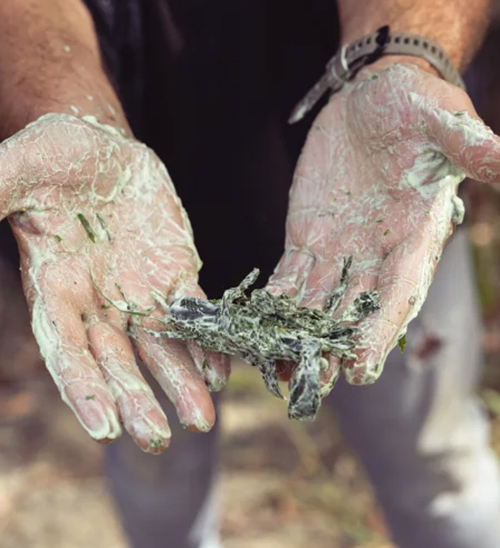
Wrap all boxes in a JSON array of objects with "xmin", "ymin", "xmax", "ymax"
[
  {"xmin": 289, "ymin": 27, "xmax": 455, "ymax": 124},
  {"xmin": 0, "ymin": 0, "xmax": 131, "ymax": 140},
  {"xmin": 361, "ymin": 55, "xmax": 439, "ymax": 79},
  {"xmin": 0, "ymin": 47, "xmax": 132, "ymax": 140},
  {"xmin": 338, "ymin": 0, "xmax": 492, "ymax": 71},
  {"xmin": 0, "ymin": 69, "xmax": 131, "ymax": 141}
]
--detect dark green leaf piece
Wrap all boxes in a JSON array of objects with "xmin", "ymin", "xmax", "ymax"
[
  {"xmin": 77, "ymin": 213, "xmax": 96, "ymax": 243},
  {"xmin": 398, "ymin": 334, "xmax": 407, "ymax": 353}
]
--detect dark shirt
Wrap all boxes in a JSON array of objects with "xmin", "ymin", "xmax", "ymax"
[{"xmin": 0, "ymin": 1, "xmax": 341, "ymax": 295}]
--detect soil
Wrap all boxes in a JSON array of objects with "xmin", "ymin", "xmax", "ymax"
[{"xmin": 1, "ymin": 361, "xmax": 499, "ymax": 548}]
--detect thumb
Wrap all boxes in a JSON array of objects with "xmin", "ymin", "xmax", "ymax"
[
  {"xmin": 0, "ymin": 139, "xmax": 29, "ymax": 218},
  {"xmin": 422, "ymin": 101, "xmax": 500, "ymax": 184},
  {"xmin": 0, "ymin": 113, "xmax": 98, "ymax": 218},
  {"xmin": 0, "ymin": 117, "xmax": 52, "ymax": 217}
]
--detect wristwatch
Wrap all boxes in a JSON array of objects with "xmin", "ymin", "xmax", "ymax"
[{"xmin": 289, "ymin": 26, "xmax": 464, "ymax": 124}]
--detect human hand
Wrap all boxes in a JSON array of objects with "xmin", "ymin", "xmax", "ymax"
[
  {"xmin": 0, "ymin": 113, "xmax": 230, "ymax": 453},
  {"xmin": 267, "ymin": 63, "xmax": 500, "ymax": 393}
]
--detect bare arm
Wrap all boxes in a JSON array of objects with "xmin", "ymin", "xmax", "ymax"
[
  {"xmin": 338, "ymin": 0, "xmax": 494, "ymax": 71},
  {"xmin": 0, "ymin": 0, "xmax": 130, "ymax": 140}
]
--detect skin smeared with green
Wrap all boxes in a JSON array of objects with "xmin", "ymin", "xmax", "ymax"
[
  {"xmin": 267, "ymin": 63, "xmax": 500, "ymax": 393},
  {"xmin": 0, "ymin": 113, "xmax": 230, "ymax": 453}
]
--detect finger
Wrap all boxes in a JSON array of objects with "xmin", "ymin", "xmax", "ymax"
[
  {"xmin": 294, "ymin": 258, "xmax": 344, "ymax": 398},
  {"xmin": 321, "ymin": 357, "xmax": 342, "ymax": 398},
  {"xmin": 86, "ymin": 320, "xmax": 171, "ymax": 454},
  {"xmin": 133, "ymin": 330, "xmax": 216, "ymax": 432},
  {"xmin": 327, "ymin": 260, "xmax": 381, "ymax": 319},
  {"xmin": 0, "ymin": 124, "xmax": 49, "ymax": 217},
  {"xmin": 136, "ymin": 244, "xmax": 231, "ymax": 393},
  {"xmin": 267, "ymin": 248, "xmax": 319, "ymax": 392},
  {"xmin": 266, "ymin": 248, "xmax": 315, "ymax": 297},
  {"xmin": 114, "ymin": 264, "xmax": 231, "ymax": 394},
  {"xmin": 276, "ymin": 360, "xmax": 294, "ymax": 382},
  {"xmin": 296, "ymin": 257, "xmax": 341, "ymax": 310},
  {"xmin": 342, "ymin": 228, "xmax": 439, "ymax": 385},
  {"xmin": 16, "ymin": 245, "xmax": 123, "ymax": 442},
  {"xmin": 170, "ymin": 278, "xmax": 231, "ymax": 392},
  {"xmin": 187, "ymin": 341, "xmax": 231, "ymax": 393},
  {"xmin": 204, "ymin": 352, "xmax": 231, "ymax": 393},
  {"xmin": 30, "ymin": 294, "xmax": 122, "ymax": 442}
]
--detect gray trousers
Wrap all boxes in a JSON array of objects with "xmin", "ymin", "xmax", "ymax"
[{"xmin": 104, "ymin": 230, "xmax": 500, "ymax": 548}]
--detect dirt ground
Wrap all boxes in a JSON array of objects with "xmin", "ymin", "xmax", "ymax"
[
  {"xmin": 0, "ymin": 366, "xmax": 396, "ymax": 548},
  {"xmin": 1, "ymin": 359, "xmax": 500, "ymax": 548}
]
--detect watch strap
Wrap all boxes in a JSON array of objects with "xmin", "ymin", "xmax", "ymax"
[{"xmin": 289, "ymin": 26, "xmax": 464, "ymax": 124}]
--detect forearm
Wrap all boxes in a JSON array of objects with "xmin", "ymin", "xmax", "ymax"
[
  {"xmin": 0, "ymin": 0, "xmax": 130, "ymax": 140},
  {"xmin": 338, "ymin": 0, "xmax": 494, "ymax": 71}
]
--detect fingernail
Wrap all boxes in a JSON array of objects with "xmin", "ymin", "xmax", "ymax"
[
  {"xmin": 180, "ymin": 406, "xmax": 214, "ymax": 433},
  {"xmin": 79, "ymin": 400, "xmax": 122, "ymax": 440},
  {"xmin": 131, "ymin": 415, "xmax": 171, "ymax": 452},
  {"xmin": 61, "ymin": 383, "xmax": 122, "ymax": 441},
  {"xmin": 203, "ymin": 366, "xmax": 226, "ymax": 392}
]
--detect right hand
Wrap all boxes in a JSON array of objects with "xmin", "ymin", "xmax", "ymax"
[
  {"xmin": 267, "ymin": 63, "xmax": 500, "ymax": 392},
  {"xmin": 0, "ymin": 113, "xmax": 230, "ymax": 453}
]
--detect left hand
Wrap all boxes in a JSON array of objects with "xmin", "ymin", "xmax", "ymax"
[
  {"xmin": 267, "ymin": 63, "xmax": 500, "ymax": 395},
  {"xmin": 0, "ymin": 114, "xmax": 230, "ymax": 453}
]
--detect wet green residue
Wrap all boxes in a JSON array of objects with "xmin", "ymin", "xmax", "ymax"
[
  {"xmin": 85, "ymin": 394, "xmax": 96, "ymax": 401},
  {"xmin": 150, "ymin": 438, "xmax": 163, "ymax": 450},
  {"xmin": 77, "ymin": 213, "xmax": 96, "ymax": 243}
]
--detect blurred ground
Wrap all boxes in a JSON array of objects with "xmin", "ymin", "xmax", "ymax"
[
  {"xmin": 0, "ymin": 325, "xmax": 500, "ymax": 548},
  {"xmin": 0, "ymin": 365, "xmax": 398, "ymax": 548}
]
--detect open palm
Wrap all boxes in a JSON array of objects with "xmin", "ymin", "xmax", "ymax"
[
  {"xmin": 268, "ymin": 63, "xmax": 500, "ymax": 391},
  {"xmin": 0, "ymin": 114, "xmax": 229, "ymax": 453}
]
